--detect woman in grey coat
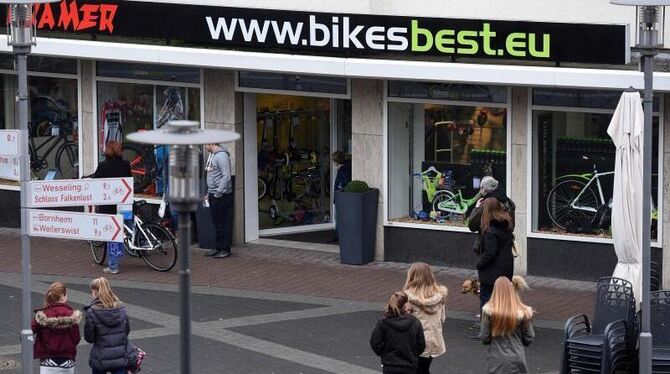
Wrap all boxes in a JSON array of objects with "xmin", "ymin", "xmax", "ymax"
[{"xmin": 480, "ymin": 276, "xmax": 535, "ymax": 374}]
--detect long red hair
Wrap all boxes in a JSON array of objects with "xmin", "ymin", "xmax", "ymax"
[
  {"xmin": 104, "ymin": 141, "xmax": 123, "ymax": 159},
  {"xmin": 486, "ymin": 277, "xmax": 533, "ymax": 337},
  {"xmin": 480, "ymin": 198, "xmax": 513, "ymax": 232}
]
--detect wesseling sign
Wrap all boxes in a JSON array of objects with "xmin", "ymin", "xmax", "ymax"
[{"xmin": 1, "ymin": 0, "xmax": 628, "ymax": 65}]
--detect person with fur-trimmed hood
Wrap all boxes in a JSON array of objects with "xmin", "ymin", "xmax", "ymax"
[
  {"xmin": 32, "ymin": 282, "xmax": 82, "ymax": 374},
  {"xmin": 403, "ymin": 262, "xmax": 449, "ymax": 374}
]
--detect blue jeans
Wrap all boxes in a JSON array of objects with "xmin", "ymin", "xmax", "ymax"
[
  {"xmin": 107, "ymin": 242, "xmax": 124, "ymax": 271},
  {"xmin": 92, "ymin": 368, "xmax": 125, "ymax": 374}
]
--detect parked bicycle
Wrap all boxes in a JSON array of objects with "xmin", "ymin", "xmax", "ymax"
[
  {"xmin": 28, "ymin": 96, "xmax": 78, "ymax": 179},
  {"xmin": 89, "ymin": 200, "xmax": 177, "ymax": 272},
  {"xmin": 546, "ymin": 154, "xmax": 657, "ymax": 232},
  {"xmin": 122, "ymin": 143, "xmax": 161, "ymax": 194}
]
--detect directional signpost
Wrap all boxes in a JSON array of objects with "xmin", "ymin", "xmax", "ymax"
[
  {"xmin": 0, "ymin": 130, "xmax": 19, "ymax": 156},
  {"xmin": 28, "ymin": 177, "xmax": 133, "ymax": 208},
  {"xmin": 28, "ymin": 209, "xmax": 124, "ymax": 242},
  {"xmin": 26, "ymin": 177, "xmax": 133, "ymax": 243}
]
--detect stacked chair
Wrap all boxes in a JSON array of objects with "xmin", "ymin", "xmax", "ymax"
[
  {"xmin": 651, "ymin": 290, "xmax": 670, "ymax": 373},
  {"xmin": 560, "ymin": 277, "xmax": 637, "ymax": 374}
]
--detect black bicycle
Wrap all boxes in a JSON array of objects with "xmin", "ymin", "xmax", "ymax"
[{"xmin": 29, "ymin": 96, "xmax": 78, "ymax": 179}]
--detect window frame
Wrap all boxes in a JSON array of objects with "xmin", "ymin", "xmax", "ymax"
[
  {"xmin": 383, "ymin": 80, "xmax": 512, "ymax": 233},
  {"xmin": 235, "ymin": 71, "xmax": 351, "ymax": 99},
  {"xmin": 93, "ymin": 64, "xmax": 205, "ymax": 204},
  {"xmin": 0, "ymin": 61, "xmax": 80, "ymax": 191},
  {"xmin": 527, "ymin": 88, "xmax": 664, "ymax": 247}
]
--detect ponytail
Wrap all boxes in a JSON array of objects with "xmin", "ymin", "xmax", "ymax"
[
  {"xmin": 383, "ymin": 291, "xmax": 409, "ymax": 318},
  {"xmin": 90, "ymin": 277, "xmax": 121, "ymax": 308},
  {"xmin": 44, "ymin": 282, "xmax": 67, "ymax": 308}
]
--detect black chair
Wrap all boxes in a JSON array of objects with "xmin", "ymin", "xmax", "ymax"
[
  {"xmin": 560, "ymin": 277, "xmax": 636, "ymax": 374},
  {"xmin": 651, "ymin": 290, "xmax": 670, "ymax": 373}
]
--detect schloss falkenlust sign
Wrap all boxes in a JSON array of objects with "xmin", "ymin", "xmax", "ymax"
[{"xmin": 1, "ymin": 1, "xmax": 627, "ymax": 64}]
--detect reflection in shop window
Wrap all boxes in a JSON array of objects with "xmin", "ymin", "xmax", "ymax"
[
  {"xmin": 0, "ymin": 74, "xmax": 78, "ymax": 184},
  {"xmin": 97, "ymin": 81, "xmax": 200, "ymax": 198},
  {"xmin": 532, "ymin": 93, "xmax": 660, "ymax": 240},
  {"xmin": 388, "ymin": 102, "xmax": 507, "ymax": 227}
]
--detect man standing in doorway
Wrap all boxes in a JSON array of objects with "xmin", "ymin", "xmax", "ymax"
[{"xmin": 204, "ymin": 143, "xmax": 233, "ymax": 259}]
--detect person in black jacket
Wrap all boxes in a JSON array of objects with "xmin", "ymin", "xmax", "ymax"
[
  {"xmin": 84, "ymin": 277, "xmax": 130, "ymax": 374},
  {"xmin": 370, "ymin": 291, "xmax": 426, "ymax": 374},
  {"xmin": 477, "ymin": 198, "xmax": 515, "ymax": 312},
  {"xmin": 91, "ymin": 141, "xmax": 132, "ymax": 274},
  {"xmin": 467, "ymin": 176, "xmax": 516, "ymax": 256}
]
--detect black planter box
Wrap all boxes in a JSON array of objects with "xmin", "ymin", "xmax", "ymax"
[{"xmin": 335, "ymin": 188, "xmax": 379, "ymax": 265}]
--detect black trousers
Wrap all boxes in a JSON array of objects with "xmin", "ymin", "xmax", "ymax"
[
  {"xmin": 209, "ymin": 192, "xmax": 233, "ymax": 252},
  {"xmin": 416, "ymin": 357, "xmax": 433, "ymax": 374}
]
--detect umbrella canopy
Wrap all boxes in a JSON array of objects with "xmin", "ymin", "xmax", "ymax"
[{"xmin": 607, "ymin": 91, "xmax": 644, "ymax": 306}]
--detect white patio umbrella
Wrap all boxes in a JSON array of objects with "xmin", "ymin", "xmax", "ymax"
[{"xmin": 607, "ymin": 90, "xmax": 644, "ymax": 305}]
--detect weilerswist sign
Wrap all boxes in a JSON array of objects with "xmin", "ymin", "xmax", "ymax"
[{"xmin": 2, "ymin": 1, "xmax": 628, "ymax": 65}]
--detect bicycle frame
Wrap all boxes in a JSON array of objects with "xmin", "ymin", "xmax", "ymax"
[
  {"xmin": 569, "ymin": 171, "xmax": 613, "ymax": 214},
  {"xmin": 124, "ymin": 216, "xmax": 160, "ymax": 251}
]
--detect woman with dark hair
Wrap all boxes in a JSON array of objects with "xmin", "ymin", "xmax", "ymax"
[
  {"xmin": 92, "ymin": 141, "xmax": 132, "ymax": 274},
  {"xmin": 477, "ymin": 198, "xmax": 515, "ymax": 311}
]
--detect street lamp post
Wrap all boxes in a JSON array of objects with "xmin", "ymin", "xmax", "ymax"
[
  {"xmin": 611, "ymin": 1, "xmax": 670, "ymax": 373},
  {"xmin": 127, "ymin": 121, "xmax": 239, "ymax": 374},
  {"xmin": 0, "ymin": 1, "xmax": 61, "ymax": 373}
]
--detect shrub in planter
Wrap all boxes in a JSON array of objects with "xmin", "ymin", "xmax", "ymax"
[{"xmin": 335, "ymin": 180, "xmax": 378, "ymax": 265}]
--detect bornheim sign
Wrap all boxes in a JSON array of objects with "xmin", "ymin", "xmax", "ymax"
[{"xmin": 3, "ymin": 1, "xmax": 628, "ymax": 65}]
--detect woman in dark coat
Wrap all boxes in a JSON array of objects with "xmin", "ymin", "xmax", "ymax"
[
  {"xmin": 476, "ymin": 198, "xmax": 515, "ymax": 311},
  {"xmin": 84, "ymin": 277, "xmax": 130, "ymax": 374},
  {"xmin": 92, "ymin": 141, "xmax": 132, "ymax": 274}
]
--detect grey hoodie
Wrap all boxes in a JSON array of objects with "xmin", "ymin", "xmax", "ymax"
[{"xmin": 206, "ymin": 147, "xmax": 232, "ymax": 196}]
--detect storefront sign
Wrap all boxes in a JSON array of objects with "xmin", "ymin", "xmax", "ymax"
[
  {"xmin": 3, "ymin": 1, "xmax": 628, "ymax": 65},
  {"xmin": 0, "ymin": 156, "xmax": 19, "ymax": 181},
  {"xmin": 0, "ymin": 130, "xmax": 19, "ymax": 156},
  {"xmin": 28, "ymin": 209, "xmax": 123, "ymax": 242},
  {"xmin": 28, "ymin": 177, "xmax": 133, "ymax": 208}
]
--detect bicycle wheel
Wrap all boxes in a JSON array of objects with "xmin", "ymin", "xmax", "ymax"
[
  {"xmin": 546, "ymin": 179, "xmax": 598, "ymax": 230},
  {"xmin": 90, "ymin": 241, "xmax": 106, "ymax": 265},
  {"xmin": 258, "ymin": 177, "xmax": 267, "ymax": 200},
  {"xmin": 123, "ymin": 144, "xmax": 157, "ymax": 193},
  {"xmin": 55, "ymin": 142, "xmax": 79, "ymax": 179},
  {"xmin": 140, "ymin": 223, "xmax": 177, "ymax": 272}
]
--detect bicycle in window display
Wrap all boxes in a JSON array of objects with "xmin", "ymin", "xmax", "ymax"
[
  {"xmin": 28, "ymin": 95, "xmax": 79, "ymax": 179},
  {"xmin": 545, "ymin": 154, "xmax": 658, "ymax": 235}
]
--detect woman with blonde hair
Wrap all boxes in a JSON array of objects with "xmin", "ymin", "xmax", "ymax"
[
  {"xmin": 32, "ymin": 282, "xmax": 82, "ymax": 374},
  {"xmin": 480, "ymin": 276, "xmax": 535, "ymax": 374},
  {"xmin": 403, "ymin": 262, "xmax": 448, "ymax": 374},
  {"xmin": 84, "ymin": 277, "xmax": 130, "ymax": 374}
]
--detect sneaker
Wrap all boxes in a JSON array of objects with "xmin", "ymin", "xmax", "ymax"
[
  {"xmin": 103, "ymin": 267, "xmax": 119, "ymax": 274},
  {"xmin": 204, "ymin": 249, "xmax": 220, "ymax": 257},
  {"xmin": 213, "ymin": 251, "xmax": 231, "ymax": 259}
]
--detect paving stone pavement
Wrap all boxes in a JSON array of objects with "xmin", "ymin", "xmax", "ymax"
[
  {"xmin": 0, "ymin": 273, "xmax": 563, "ymax": 374},
  {"xmin": 0, "ymin": 230, "xmax": 596, "ymax": 324}
]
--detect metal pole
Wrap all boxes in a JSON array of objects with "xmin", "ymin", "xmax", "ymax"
[
  {"xmin": 639, "ymin": 51, "xmax": 654, "ymax": 374},
  {"xmin": 17, "ymin": 46, "xmax": 32, "ymax": 374},
  {"xmin": 177, "ymin": 209, "xmax": 192, "ymax": 374}
]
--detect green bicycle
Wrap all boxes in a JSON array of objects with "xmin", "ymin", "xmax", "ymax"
[{"xmin": 434, "ymin": 188, "xmax": 482, "ymax": 218}]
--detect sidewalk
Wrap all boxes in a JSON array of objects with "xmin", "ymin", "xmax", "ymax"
[{"xmin": 0, "ymin": 228, "xmax": 594, "ymax": 323}]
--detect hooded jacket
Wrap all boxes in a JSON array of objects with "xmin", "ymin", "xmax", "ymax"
[
  {"xmin": 405, "ymin": 285, "xmax": 448, "ymax": 358},
  {"xmin": 369, "ymin": 314, "xmax": 425, "ymax": 372},
  {"xmin": 467, "ymin": 189, "xmax": 516, "ymax": 255},
  {"xmin": 84, "ymin": 300, "xmax": 130, "ymax": 371},
  {"xmin": 31, "ymin": 303, "xmax": 82, "ymax": 360},
  {"xmin": 477, "ymin": 220, "xmax": 514, "ymax": 285},
  {"xmin": 480, "ymin": 304, "xmax": 535, "ymax": 374}
]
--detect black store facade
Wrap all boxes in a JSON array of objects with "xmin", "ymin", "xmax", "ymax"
[{"xmin": 0, "ymin": 0, "xmax": 667, "ymax": 283}]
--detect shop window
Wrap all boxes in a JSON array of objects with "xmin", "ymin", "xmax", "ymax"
[
  {"xmin": 0, "ymin": 74, "xmax": 78, "ymax": 184},
  {"xmin": 531, "ymin": 89, "xmax": 660, "ymax": 240},
  {"xmin": 239, "ymin": 71, "xmax": 348, "ymax": 96},
  {"xmin": 388, "ymin": 101, "xmax": 508, "ymax": 227},
  {"xmin": 97, "ymin": 81, "xmax": 201, "ymax": 198},
  {"xmin": 97, "ymin": 61, "xmax": 200, "ymax": 84},
  {"xmin": 0, "ymin": 55, "xmax": 78, "ymax": 75},
  {"xmin": 388, "ymin": 81, "xmax": 507, "ymax": 103}
]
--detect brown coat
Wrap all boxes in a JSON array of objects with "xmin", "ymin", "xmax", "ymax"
[{"xmin": 405, "ymin": 285, "xmax": 448, "ymax": 358}]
